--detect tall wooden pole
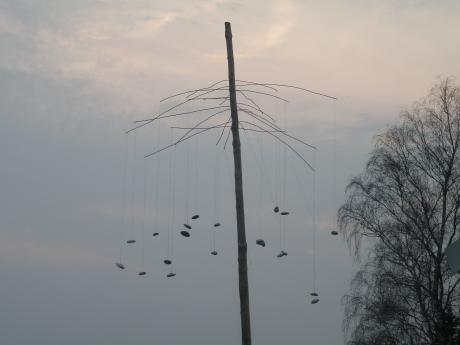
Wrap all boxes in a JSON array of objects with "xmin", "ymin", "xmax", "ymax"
[{"xmin": 225, "ymin": 22, "xmax": 252, "ymax": 345}]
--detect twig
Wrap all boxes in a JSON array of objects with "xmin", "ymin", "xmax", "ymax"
[
  {"xmin": 235, "ymin": 89, "xmax": 289, "ymax": 102},
  {"xmin": 237, "ymin": 80, "xmax": 337, "ymax": 100},
  {"xmin": 237, "ymin": 101, "xmax": 277, "ymax": 123},
  {"xmin": 176, "ymin": 109, "xmax": 229, "ymax": 143},
  {"xmin": 134, "ymin": 106, "xmax": 229, "ymax": 123},
  {"xmin": 145, "ymin": 126, "xmax": 216, "ymax": 158},
  {"xmin": 239, "ymin": 107, "xmax": 283, "ymax": 132},
  {"xmin": 223, "ymin": 125, "xmax": 232, "ymax": 150},
  {"xmin": 217, "ymin": 116, "xmax": 232, "ymax": 146},
  {"xmin": 161, "ymin": 80, "xmax": 227, "ymax": 102},
  {"xmin": 240, "ymin": 121, "xmax": 315, "ymax": 171}
]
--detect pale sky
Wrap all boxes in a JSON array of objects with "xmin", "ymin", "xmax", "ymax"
[{"xmin": 1, "ymin": 1, "xmax": 460, "ymax": 344}]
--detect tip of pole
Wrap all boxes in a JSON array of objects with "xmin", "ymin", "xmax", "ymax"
[{"xmin": 225, "ymin": 22, "xmax": 231, "ymax": 37}]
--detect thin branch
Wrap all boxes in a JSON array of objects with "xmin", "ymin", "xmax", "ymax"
[
  {"xmin": 237, "ymin": 80, "xmax": 337, "ymax": 100},
  {"xmin": 190, "ymin": 97, "xmax": 229, "ymax": 101},
  {"xmin": 176, "ymin": 109, "xmax": 229, "ymax": 144},
  {"xmin": 161, "ymin": 80, "xmax": 227, "ymax": 102},
  {"xmin": 239, "ymin": 120, "xmax": 315, "ymax": 171},
  {"xmin": 237, "ymin": 100, "xmax": 277, "ymax": 123},
  {"xmin": 237, "ymin": 90, "xmax": 277, "ymax": 124},
  {"xmin": 161, "ymin": 79, "xmax": 280, "ymax": 103},
  {"xmin": 126, "ymin": 97, "xmax": 216, "ymax": 133},
  {"xmin": 235, "ymin": 89, "xmax": 289, "ymax": 102},
  {"xmin": 239, "ymin": 109, "xmax": 316, "ymax": 150},
  {"xmin": 133, "ymin": 106, "xmax": 229, "ymax": 123},
  {"xmin": 217, "ymin": 116, "xmax": 232, "ymax": 146},
  {"xmin": 236, "ymin": 80, "xmax": 279, "ymax": 92},
  {"xmin": 159, "ymin": 79, "xmax": 335, "ymax": 105},
  {"xmin": 171, "ymin": 125, "xmax": 284, "ymax": 133},
  {"xmin": 223, "ymin": 125, "xmax": 232, "ymax": 150},
  {"xmin": 239, "ymin": 107, "xmax": 283, "ymax": 131},
  {"xmin": 144, "ymin": 127, "xmax": 216, "ymax": 158}
]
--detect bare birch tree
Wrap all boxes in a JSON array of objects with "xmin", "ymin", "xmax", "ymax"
[{"xmin": 339, "ymin": 78, "xmax": 460, "ymax": 345}]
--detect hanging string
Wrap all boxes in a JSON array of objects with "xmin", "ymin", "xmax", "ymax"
[
  {"xmin": 168, "ymin": 128, "xmax": 177, "ymax": 274},
  {"xmin": 332, "ymin": 109, "xmax": 338, "ymax": 230},
  {"xmin": 185, "ymin": 116, "xmax": 191, "ymax": 224},
  {"xmin": 193, "ymin": 132, "xmax": 199, "ymax": 215},
  {"xmin": 281, "ymin": 102, "xmax": 288, "ymax": 252},
  {"xmin": 274, "ymin": 103, "xmax": 283, "ymax": 253},
  {"xmin": 312, "ymin": 149, "xmax": 318, "ymax": 293},
  {"xmin": 140, "ymin": 156, "xmax": 147, "ymax": 271},
  {"xmin": 152, "ymin": 119, "xmax": 161, "ymax": 236},
  {"xmin": 129, "ymin": 132, "xmax": 138, "ymax": 241},
  {"xmin": 119, "ymin": 133, "xmax": 129, "ymax": 263},
  {"xmin": 212, "ymin": 143, "xmax": 220, "ymax": 253},
  {"xmin": 167, "ymin": 128, "xmax": 174, "ymax": 267},
  {"xmin": 256, "ymin": 133, "xmax": 276, "ymax": 207}
]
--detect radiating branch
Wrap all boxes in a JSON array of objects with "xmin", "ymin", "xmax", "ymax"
[
  {"xmin": 238, "ymin": 107, "xmax": 283, "ymax": 132},
  {"xmin": 236, "ymin": 80, "xmax": 337, "ymax": 100},
  {"xmin": 237, "ymin": 100, "xmax": 277, "ymax": 123},
  {"xmin": 161, "ymin": 80, "xmax": 227, "ymax": 102},
  {"xmin": 223, "ymin": 125, "xmax": 232, "ymax": 149},
  {"xmin": 176, "ymin": 109, "xmax": 229, "ymax": 143},
  {"xmin": 144, "ymin": 127, "xmax": 216, "ymax": 158},
  {"xmin": 236, "ymin": 89, "xmax": 289, "ymax": 102},
  {"xmin": 134, "ymin": 106, "xmax": 229, "ymax": 123},
  {"xmin": 217, "ymin": 116, "xmax": 232, "ymax": 146},
  {"xmin": 239, "ymin": 109, "xmax": 316, "ymax": 150},
  {"xmin": 240, "ymin": 121, "xmax": 315, "ymax": 171},
  {"xmin": 171, "ymin": 125, "xmax": 284, "ymax": 133}
]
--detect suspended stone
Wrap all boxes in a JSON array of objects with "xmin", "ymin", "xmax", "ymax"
[
  {"xmin": 126, "ymin": 240, "xmax": 136, "ymax": 244},
  {"xmin": 191, "ymin": 215, "xmax": 200, "ymax": 220},
  {"xmin": 331, "ymin": 230, "xmax": 339, "ymax": 236},
  {"xmin": 310, "ymin": 292, "xmax": 318, "ymax": 297},
  {"xmin": 311, "ymin": 298, "xmax": 320, "ymax": 304},
  {"xmin": 280, "ymin": 211, "xmax": 290, "ymax": 216},
  {"xmin": 183, "ymin": 224, "xmax": 192, "ymax": 230},
  {"xmin": 276, "ymin": 253, "xmax": 284, "ymax": 258},
  {"xmin": 163, "ymin": 259, "xmax": 172, "ymax": 265},
  {"xmin": 211, "ymin": 251, "xmax": 218, "ymax": 256},
  {"xmin": 214, "ymin": 223, "xmax": 221, "ymax": 228},
  {"xmin": 180, "ymin": 230, "xmax": 190, "ymax": 237},
  {"xmin": 281, "ymin": 250, "xmax": 288, "ymax": 256},
  {"xmin": 152, "ymin": 232, "xmax": 159, "ymax": 237},
  {"xmin": 138, "ymin": 271, "xmax": 146, "ymax": 276},
  {"xmin": 115, "ymin": 262, "xmax": 125, "ymax": 270},
  {"xmin": 273, "ymin": 206, "xmax": 279, "ymax": 213},
  {"xmin": 166, "ymin": 273, "xmax": 176, "ymax": 278},
  {"xmin": 256, "ymin": 239, "xmax": 266, "ymax": 247}
]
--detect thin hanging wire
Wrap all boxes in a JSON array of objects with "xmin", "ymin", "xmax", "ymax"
[
  {"xmin": 256, "ymin": 133, "xmax": 276, "ymax": 207},
  {"xmin": 212, "ymin": 143, "xmax": 220, "ymax": 253},
  {"xmin": 312, "ymin": 149, "xmax": 318, "ymax": 293},
  {"xmin": 185, "ymin": 116, "xmax": 191, "ymax": 224},
  {"xmin": 140, "ymin": 157, "xmax": 147, "ymax": 270},
  {"xmin": 119, "ymin": 133, "xmax": 129, "ymax": 263},
  {"xmin": 332, "ymin": 110, "xmax": 338, "ymax": 231},
  {"xmin": 169, "ymin": 130, "xmax": 177, "ymax": 274},
  {"xmin": 167, "ymin": 128, "xmax": 174, "ymax": 266},
  {"xmin": 281, "ymin": 103, "xmax": 288, "ymax": 252},
  {"xmin": 129, "ymin": 132, "xmax": 138, "ymax": 241},
  {"xmin": 152, "ymin": 121, "xmax": 160, "ymax": 235},
  {"xmin": 193, "ymin": 131, "xmax": 199, "ymax": 215}
]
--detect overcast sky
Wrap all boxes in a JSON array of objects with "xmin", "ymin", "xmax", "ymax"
[{"xmin": 1, "ymin": 1, "xmax": 460, "ymax": 344}]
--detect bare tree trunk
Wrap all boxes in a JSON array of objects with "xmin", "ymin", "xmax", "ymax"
[{"xmin": 225, "ymin": 21, "xmax": 252, "ymax": 345}]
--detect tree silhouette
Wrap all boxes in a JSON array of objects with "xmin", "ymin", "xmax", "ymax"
[{"xmin": 339, "ymin": 78, "xmax": 460, "ymax": 345}]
